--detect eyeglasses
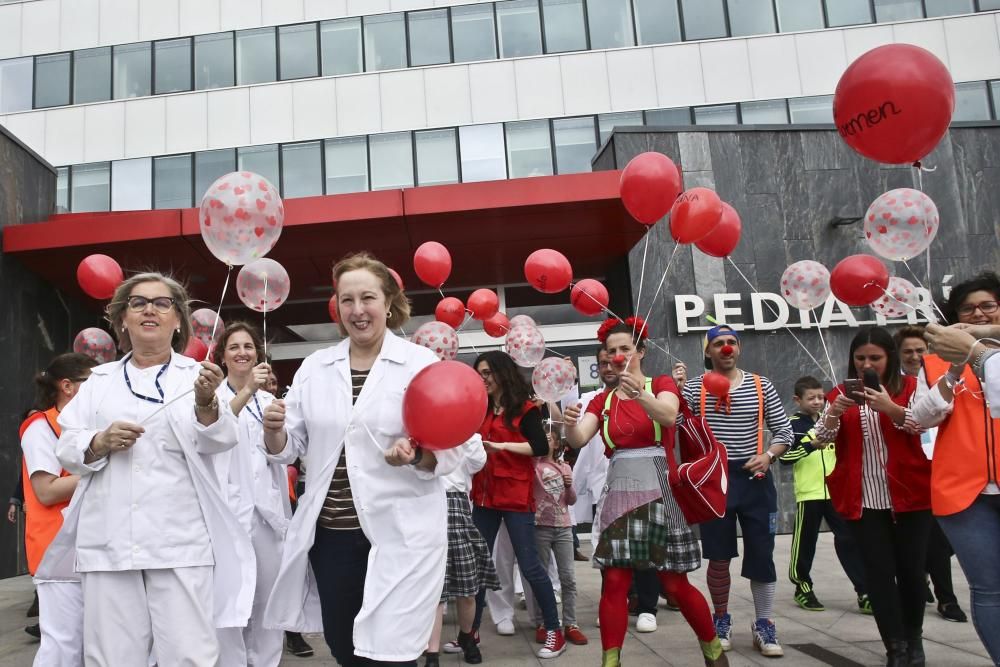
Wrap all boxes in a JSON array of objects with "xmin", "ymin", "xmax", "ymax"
[
  {"xmin": 126, "ymin": 296, "xmax": 176, "ymax": 313},
  {"xmin": 478, "ymin": 369, "xmax": 493, "ymax": 380},
  {"xmin": 597, "ymin": 361, "xmax": 613, "ymax": 369},
  {"xmin": 957, "ymin": 301, "xmax": 999, "ymax": 317}
]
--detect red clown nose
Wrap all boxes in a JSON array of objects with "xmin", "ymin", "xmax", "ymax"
[
  {"xmin": 720, "ymin": 344, "xmax": 735, "ymax": 356},
  {"xmin": 611, "ymin": 354, "xmax": 626, "ymax": 366}
]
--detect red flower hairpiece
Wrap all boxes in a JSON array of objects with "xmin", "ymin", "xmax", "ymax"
[{"xmin": 596, "ymin": 316, "xmax": 650, "ymax": 343}]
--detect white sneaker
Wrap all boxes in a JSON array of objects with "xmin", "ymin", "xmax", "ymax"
[
  {"xmin": 751, "ymin": 619, "xmax": 784, "ymax": 658},
  {"xmin": 496, "ymin": 618, "xmax": 515, "ymax": 636},
  {"xmin": 636, "ymin": 612, "xmax": 658, "ymax": 633}
]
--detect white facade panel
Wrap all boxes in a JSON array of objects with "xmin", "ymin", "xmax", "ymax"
[
  {"xmin": 701, "ymin": 39, "xmax": 752, "ymax": 103},
  {"xmin": 794, "ymin": 30, "xmax": 847, "ymax": 96},
  {"xmin": 262, "ymin": 0, "xmax": 306, "ymax": 25},
  {"xmin": 843, "ymin": 24, "xmax": 894, "ymax": 62},
  {"xmin": 206, "ymin": 87, "xmax": 251, "ymax": 148},
  {"xmin": 652, "ymin": 43, "xmax": 706, "ymax": 108},
  {"xmin": 292, "ymin": 78, "xmax": 338, "ymax": 140},
  {"xmin": 350, "ymin": 0, "xmax": 390, "ymax": 13},
  {"xmin": 138, "ymin": 0, "xmax": 181, "ymax": 42},
  {"xmin": 303, "ymin": 0, "xmax": 348, "ymax": 21},
  {"xmin": 166, "ymin": 94, "xmax": 208, "ymax": 153},
  {"xmin": 2, "ymin": 112, "xmax": 46, "ymax": 157},
  {"xmin": 747, "ymin": 36, "xmax": 801, "ymax": 100},
  {"xmin": 179, "ymin": 0, "xmax": 222, "ymax": 35},
  {"xmin": 220, "ymin": 0, "xmax": 263, "ymax": 31},
  {"xmin": 424, "ymin": 66, "xmax": 473, "ymax": 127},
  {"xmin": 99, "ymin": 0, "xmax": 140, "ymax": 46},
  {"xmin": 390, "ymin": 0, "xmax": 428, "ymax": 10},
  {"xmin": 468, "ymin": 60, "xmax": 517, "ymax": 124},
  {"xmin": 124, "ymin": 97, "xmax": 166, "ymax": 157},
  {"xmin": 0, "ymin": 4, "xmax": 22, "ymax": 60},
  {"xmin": 561, "ymin": 52, "xmax": 611, "ymax": 116},
  {"xmin": 514, "ymin": 57, "xmax": 563, "ymax": 120},
  {"xmin": 60, "ymin": 0, "xmax": 102, "ymax": 52},
  {"xmin": 249, "ymin": 83, "xmax": 294, "ymax": 144},
  {"xmin": 84, "ymin": 103, "xmax": 126, "ymax": 162},
  {"xmin": 44, "ymin": 107, "xmax": 86, "ymax": 166},
  {"xmin": 891, "ymin": 20, "xmax": 950, "ymax": 67},
  {"xmin": 944, "ymin": 15, "xmax": 1000, "ymax": 82},
  {"xmin": 335, "ymin": 74, "xmax": 382, "ymax": 135},
  {"xmin": 22, "ymin": 0, "xmax": 61, "ymax": 56},
  {"xmin": 606, "ymin": 49, "xmax": 658, "ymax": 113},
  {"xmin": 380, "ymin": 69, "xmax": 427, "ymax": 131}
]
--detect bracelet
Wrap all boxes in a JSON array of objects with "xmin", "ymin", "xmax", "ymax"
[
  {"xmin": 86, "ymin": 443, "xmax": 104, "ymax": 460},
  {"xmin": 409, "ymin": 446, "xmax": 424, "ymax": 467},
  {"xmin": 972, "ymin": 347, "xmax": 999, "ymax": 380},
  {"xmin": 195, "ymin": 396, "xmax": 218, "ymax": 411}
]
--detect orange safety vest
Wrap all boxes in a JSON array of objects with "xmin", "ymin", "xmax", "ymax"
[
  {"xmin": 924, "ymin": 354, "xmax": 1000, "ymax": 516},
  {"xmin": 19, "ymin": 408, "xmax": 70, "ymax": 576}
]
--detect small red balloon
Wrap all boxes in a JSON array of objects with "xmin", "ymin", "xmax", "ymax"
[
  {"xmin": 77, "ymin": 254, "xmax": 124, "ymax": 299},
  {"xmin": 483, "ymin": 312, "xmax": 510, "ymax": 338},
  {"xmin": 695, "ymin": 203, "xmax": 742, "ymax": 258},
  {"xmin": 413, "ymin": 241, "xmax": 452, "ymax": 288},
  {"xmin": 611, "ymin": 354, "xmax": 626, "ymax": 367},
  {"xmin": 619, "ymin": 152, "xmax": 682, "ymax": 225},
  {"xmin": 182, "ymin": 337, "xmax": 208, "ymax": 361},
  {"xmin": 435, "ymin": 297, "xmax": 466, "ymax": 329},
  {"xmin": 830, "ymin": 255, "xmax": 890, "ymax": 307},
  {"xmin": 703, "ymin": 371, "xmax": 731, "ymax": 399},
  {"xmin": 524, "ymin": 249, "xmax": 573, "ymax": 294},
  {"xmin": 670, "ymin": 188, "xmax": 724, "ymax": 244},
  {"xmin": 467, "ymin": 289, "xmax": 499, "ymax": 321},
  {"xmin": 403, "ymin": 360, "xmax": 489, "ymax": 450},
  {"xmin": 570, "ymin": 279, "xmax": 609, "ymax": 317},
  {"xmin": 328, "ymin": 294, "xmax": 339, "ymax": 323},
  {"xmin": 388, "ymin": 268, "xmax": 404, "ymax": 291}
]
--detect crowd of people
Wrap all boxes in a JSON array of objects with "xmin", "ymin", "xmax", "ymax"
[{"xmin": 12, "ymin": 255, "xmax": 1000, "ymax": 667}]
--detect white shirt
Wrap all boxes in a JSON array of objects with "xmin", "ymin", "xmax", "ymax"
[
  {"xmin": 987, "ymin": 354, "xmax": 1000, "ymax": 417},
  {"xmin": 22, "ymin": 419, "xmax": 62, "ymax": 478},
  {"xmin": 441, "ymin": 436, "xmax": 486, "ymax": 494}
]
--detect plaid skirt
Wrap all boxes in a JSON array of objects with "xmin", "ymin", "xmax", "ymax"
[{"xmin": 442, "ymin": 491, "xmax": 501, "ymax": 602}]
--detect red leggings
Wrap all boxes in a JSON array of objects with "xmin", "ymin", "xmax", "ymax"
[{"xmin": 599, "ymin": 567, "xmax": 716, "ymax": 650}]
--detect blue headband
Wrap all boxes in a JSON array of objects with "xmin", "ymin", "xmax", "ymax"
[{"xmin": 706, "ymin": 325, "xmax": 740, "ymax": 343}]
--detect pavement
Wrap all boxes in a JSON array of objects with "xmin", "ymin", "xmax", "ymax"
[{"xmin": 0, "ymin": 533, "xmax": 990, "ymax": 666}]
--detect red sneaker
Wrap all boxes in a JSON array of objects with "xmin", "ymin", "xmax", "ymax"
[
  {"xmin": 564, "ymin": 624, "xmax": 588, "ymax": 645},
  {"xmin": 537, "ymin": 629, "xmax": 567, "ymax": 658},
  {"xmin": 534, "ymin": 625, "xmax": 546, "ymax": 644}
]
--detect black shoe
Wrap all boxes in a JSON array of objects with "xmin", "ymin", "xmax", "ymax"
[
  {"xmin": 574, "ymin": 549, "xmax": 589, "ymax": 562},
  {"xmin": 424, "ymin": 651, "xmax": 440, "ymax": 667},
  {"xmin": 938, "ymin": 601, "xmax": 968, "ymax": 623},
  {"xmin": 907, "ymin": 632, "xmax": 926, "ymax": 667},
  {"xmin": 458, "ymin": 630, "xmax": 482, "ymax": 664},
  {"xmin": 886, "ymin": 639, "xmax": 909, "ymax": 667},
  {"xmin": 794, "ymin": 588, "xmax": 825, "ymax": 611},
  {"xmin": 285, "ymin": 631, "xmax": 314, "ymax": 657},
  {"xmin": 26, "ymin": 592, "xmax": 38, "ymax": 618},
  {"xmin": 24, "ymin": 624, "xmax": 40, "ymax": 639}
]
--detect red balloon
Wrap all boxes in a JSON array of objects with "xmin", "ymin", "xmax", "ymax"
[
  {"xmin": 388, "ymin": 268, "xmax": 404, "ymax": 291},
  {"xmin": 328, "ymin": 294, "xmax": 339, "ymax": 323},
  {"xmin": 670, "ymin": 188, "xmax": 724, "ymax": 244},
  {"xmin": 403, "ymin": 360, "xmax": 489, "ymax": 450},
  {"xmin": 77, "ymin": 254, "xmax": 124, "ymax": 299},
  {"xmin": 467, "ymin": 289, "xmax": 499, "ymax": 321},
  {"xmin": 570, "ymin": 279, "xmax": 609, "ymax": 316},
  {"xmin": 619, "ymin": 152, "xmax": 682, "ymax": 225},
  {"xmin": 703, "ymin": 372, "xmax": 731, "ymax": 399},
  {"xmin": 830, "ymin": 255, "xmax": 890, "ymax": 307},
  {"xmin": 695, "ymin": 203, "xmax": 742, "ymax": 258},
  {"xmin": 524, "ymin": 249, "xmax": 573, "ymax": 294},
  {"xmin": 413, "ymin": 241, "xmax": 452, "ymax": 288},
  {"xmin": 483, "ymin": 312, "xmax": 510, "ymax": 338},
  {"xmin": 435, "ymin": 296, "xmax": 466, "ymax": 329},
  {"xmin": 182, "ymin": 337, "xmax": 208, "ymax": 361},
  {"xmin": 833, "ymin": 44, "xmax": 954, "ymax": 165}
]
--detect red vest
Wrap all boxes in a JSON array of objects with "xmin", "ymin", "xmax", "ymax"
[
  {"xmin": 825, "ymin": 375, "xmax": 931, "ymax": 520},
  {"xmin": 471, "ymin": 402, "xmax": 538, "ymax": 513},
  {"xmin": 19, "ymin": 408, "xmax": 69, "ymax": 576}
]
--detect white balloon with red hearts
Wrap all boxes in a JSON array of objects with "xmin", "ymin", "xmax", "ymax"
[
  {"xmin": 531, "ymin": 357, "xmax": 577, "ymax": 403},
  {"xmin": 506, "ymin": 324, "xmax": 546, "ymax": 368},
  {"xmin": 199, "ymin": 171, "xmax": 284, "ymax": 266},
  {"xmin": 237, "ymin": 258, "xmax": 291, "ymax": 313},
  {"xmin": 863, "ymin": 188, "xmax": 939, "ymax": 262},
  {"xmin": 871, "ymin": 276, "xmax": 919, "ymax": 319},
  {"xmin": 412, "ymin": 321, "xmax": 459, "ymax": 361},
  {"xmin": 779, "ymin": 260, "xmax": 831, "ymax": 311}
]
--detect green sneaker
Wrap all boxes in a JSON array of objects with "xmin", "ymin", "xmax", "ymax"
[
  {"xmin": 602, "ymin": 647, "xmax": 621, "ymax": 667},
  {"xmin": 858, "ymin": 594, "xmax": 873, "ymax": 615},
  {"xmin": 794, "ymin": 588, "xmax": 825, "ymax": 611}
]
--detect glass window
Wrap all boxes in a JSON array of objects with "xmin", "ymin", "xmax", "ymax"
[
  {"xmin": 788, "ymin": 95, "xmax": 834, "ymax": 123},
  {"xmin": 459, "ymin": 124, "xmax": 507, "ymax": 182},
  {"xmin": 924, "ymin": 0, "xmax": 974, "ymax": 16},
  {"xmin": 680, "ymin": 0, "xmax": 726, "ymax": 40},
  {"xmin": 645, "ymin": 107, "xmax": 691, "ymax": 124},
  {"xmin": 953, "ymin": 81, "xmax": 991, "ymax": 121},
  {"xmin": 71, "ymin": 162, "xmax": 110, "ymax": 212},
  {"xmin": 409, "ymin": 9, "xmax": 451, "ymax": 67},
  {"xmin": 34, "ymin": 53, "xmax": 71, "ymax": 108},
  {"xmin": 236, "ymin": 28, "xmax": 277, "ymax": 85},
  {"xmin": 553, "ymin": 116, "xmax": 596, "ymax": 174},
  {"xmin": 587, "ymin": 0, "xmax": 635, "ymax": 48},
  {"xmin": 325, "ymin": 136, "xmax": 369, "ymax": 194},
  {"xmin": 195, "ymin": 32, "xmax": 235, "ymax": 90},
  {"xmin": 238, "ymin": 145, "xmax": 280, "ymax": 190},
  {"xmin": 775, "ymin": 0, "xmax": 825, "ymax": 31},
  {"xmin": 321, "ymin": 18, "xmax": 363, "ymax": 75},
  {"xmin": 279, "ymin": 23, "xmax": 319, "ymax": 80},
  {"xmin": 415, "ymin": 129, "xmax": 459, "ymax": 186},
  {"xmin": 598, "ymin": 111, "xmax": 642, "ymax": 142},
  {"xmin": 741, "ymin": 99, "xmax": 788, "ymax": 123},
  {"xmin": 694, "ymin": 103, "xmax": 738, "ymax": 125},
  {"xmin": 542, "ymin": 0, "xmax": 588, "ymax": 53},
  {"xmin": 0, "ymin": 57, "xmax": 33, "ymax": 113},
  {"xmin": 506, "ymin": 120, "xmax": 553, "ymax": 178},
  {"xmin": 728, "ymin": 0, "xmax": 777, "ymax": 36},
  {"xmin": 370, "ymin": 132, "xmax": 414, "ymax": 190},
  {"xmin": 825, "ymin": 0, "xmax": 873, "ymax": 27},
  {"xmin": 874, "ymin": 0, "xmax": 923, "ymax": 21},
  {"xmin": 980, "ymin": 0, "xmax": 1000, "ymax": 9},
  {"xmin": 992, "ymin": 81, "xmax": 1000, "ymax": 119},
  {"xmin": 74, "ymin": 47, "xmax": 111, "ymax": 103},
  {"xmin": 111, "ymin": 157, "xmax": 152, "ymax": 211},
  {"xmin": 364, "ymin": 13, "xmax": 407, "ymax": 72},
  {"xmin": 633, "ymin": 0, "xmax": 681, "ymax": 45},
  {"xmin": 153, "ymin": 154, "xmax": 193, "ymax": 209},
  {"xmin": 113, "ymin": 42, "xmax": 151, "ymax": 99},
  {"xmin": 194, "ymin": 149, "xmax": 236, "ymax": 202},
  {"xmin": 281, "ymin": 141, "xmax": 323, "ymax": 197},
  {"xmin": 497, "ymin": 0, "xmax": 543, "ymax": 58},
  {"xmin": 56, "ymin": 166, "xmax": 70, "ymax": 213},
  {"xmin": 154, "ymin": 38, "xmax": 192, "ymax": 95},
  {"xmin": 452, "ymin": 5, "xmax": 498, "ymax": 62}
]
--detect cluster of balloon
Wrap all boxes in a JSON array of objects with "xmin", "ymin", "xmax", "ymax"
[
  {"xmin": 779, "ymin": 260, "xmax": 832, "ymax": 311},
  {"xmin": 412, "ymin": 320, "xmax": 460, "ymax": 361},
  {"xmin": 435, "ymin": 296, "xmax": 466, "ymax": 329},
  {"xmin": 183, "ymin": 337, "xmax": 209, "ymax": 361},
  {"xmin": 77, "ymin": 255, "xmax": 124, "ymax": 299},
  {"xmin": 872, "ymin": 276, "xmax": 920, "ymax": 319},
  {"xmin": 509, "ymin": 314, "xmax": 537, "ymax": 329},
  {"xmin": 328, "ymin": 294, "xmax": 339, "ymax": 323},
  {"xmin": 414, "ymin": 241, "xmax": 452, "ymax": 288},
  {"xmin": 199, "ymin": 172, "xmax": 284, "ymax": 266},
  {"xmin": 73, "ymin": 328, "xmax": 116, "ymax": 364},
  {"xmin": 236, "ymin": 258, "xmax": 290, "ymax": 313},
  {"xmin": 830, "ymin": 255, "xmax": 890, "ymax": 307},
  {"xmin": 467, "ymin": 289, "xmax": 499, "ymax": 321},
  {"xmin": 570, "ymin": 279, "xmax": 609, "ymax": 317},
  {"xmin": 524, "ymin": 249, "xmax": 573, "ymax": 294},
  {"xmin": 619, "ymin": 152, "xmax": 682, "ymax": 225},
  {"xmin": 483, "ymin": 312, "xmax": 510, "ymax": 338},
  {"xmin": 388, "ymin": 268, "xmax": 405, "ymax": 291},
  {"xmin": 695, "ymin": 203, "xmax": 742, "ymax": 258},
  {"xmin": 402, "ymin": 361, "xmax": 488, "ymax": 450},
  {"xmin": 532, "ymin": 357, "xmax": 577, "ymax": 404},
  {"xmin": 833, "ymin": 44, "xmax": 955, "ymax": 165},
  {"xmin": 703, "ymin": 371, "xmax": 730, "ymax": 399},
  {"xmin": 191, "ymin": 308, "xmax": 225, "ymax": 353},
  {"xmin": 670, "ymin": 187, "xmax": 723, "ymax": 244},
  {"xmin": 506, "ymin": 323, "xmax": 546, "ymax": 368},
  {"xmin": 863, "ymin": 188, "xmax": 939, "ymax": 261}
]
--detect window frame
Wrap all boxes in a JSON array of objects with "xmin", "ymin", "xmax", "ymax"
[
  {"xmin": 407, "ymin": 8, "xmax": 455, "ymax": 68},
  {"xmin": 33, "ymin": 51, "xmax": 72, "ymax": 109},
  {"xmin": 153, "ymin": 37, "xmax": 194, "ymax": 96},
  {"xmin": 151, "ymin": 152, "xmax": 195, "ymax": 210},
  {"xmin": 278, "ymin": 22, "xmax": 322, "ymax": 81}
]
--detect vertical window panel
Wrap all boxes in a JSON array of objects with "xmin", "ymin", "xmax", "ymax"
[
  {"xmin": 364, "ymin": 13, "xmax": 407, "ymax": 72},
  {"xmin": 321, "ymin": 18, "xmax": 363, "ymax": 75},
  {"xmin": 194, "ymin": 149, "xmax": 236, "ymax": 202},
  {"xmin": 325, "ymin": 136, "xmax": 369, "ymax": 193},
  {"xmin": 645, "ymin": 107, "xmax": 691, "ymax": 125},
  {"xmin": 825, "ymin": 0, "xmax": 874, "ymax": 27},
  {"xmin": 542, "ymin": 0, "xmax": 588, "ymax": 53},
  {"xmin": 991, "ymin": 81, "xmax": 1000, "ymax": 119},
  {"xmin": 74, "ymin": 47, "xmax": 111, "ymax": 104},
  {"xmin": 788, "ymin": 95, "xmax": 834, "ymax": 123},
  {"xmin": 452, "ymin": 5, "xmax": 498, "ymax": 62},
  {"xmin": 506, "ymin": 120, "xmax": 553, "ymax": 177},
  {"xmin": 0, "ymin": 57, "xmax": 33, "ymax": 113},
  {"xmin": 694, "ymin": 104, "xmax": 738, "ymax": 125},
  {"xmin": 953, "ymin": 81, "xmax": 991, "ymax": 121},
  {"xmin": 680, "ymin": 0, "xmax": 727, "ymax": 40},
  {"xmin": 775, "ymin": 0, "xmax": 825, "ymax": 31},
  {"xmin": 459, "ymin": 124, "xmax": 507, "ymax": 182},
  {"xmin": 238, "ymin": 145, "xmax": 280, "ymax": 191},
  {"xmin": 237, "ymin": 28, "xmax": 277, "ymax": 85},
  {"xmin": 113, "ymin": 42, "xmax": 151, "ymax": 99},
  {"xmin": 740, "ymin": 99, "xmax": 789, "ymax": 123},
  {"xmin": 279, "ymin": 23, "xmax": 320, "ymax": 80},
  {"xmin": 409, "ymin": 9, "xmax": 452, "ymax": 67},
  {"xmin": 154, "ymin": 38, "xmax": 192, "ymax": 95},
  {"xmin": 598, "ymin": 111, "xmax": 643, "ymax": 142},
  {"xmin": 195, "ymin": 32, "xmax": 235, "ymax": 90},
  {"xmin": 153, "ymin": 154, "xmax": 193, "ymax": 209},
  {"xmin": 56, "ymin": 166, "xmax": 70, "ymax": 213},
  {"xmin": 923, "ymin": 0, "xmax": 974, "ymax": 16},
  {"xmin": 370, "ymin": 132, "xmax": 414, "ymax": 190},
  {"xmin": 728, "ymin": 0, "xmax": 777, "ymax": 36},
  {"xmin": 111, "ymin": 157, "xmax": 152, "ymax": 211},
  {"xmin": 633, "ymin": 0, "xmax": 681, "ymax": 45},
  {"xmin": 71, "ymin": 162, "xmax": 111, "ymax": 212},
  {"xmin": 281, "ymin": 141, "xmax": 323, "ymax": 197},
  {"xmin": 553, "ymin": 116, "xmax": 596, "ymax": 174},
  {"xmin": 497, "ymin": 0, "xmax": 543, "ymax": 58},
  {"xmin": 415, "ymin": 129, "xmax": 459, "ymax": 186},
  {"xmin": 874, "ymin": 0, "xmax": 923, "ymax": 22},
  {"xmin": 34, "ymin": 53, "xmax": 71, "ymax": 108},
  {"xmin": 586, "ymin": 0, "xmax": 635, "ymax": 49},
  {"xmin": 979, "ymin": 0, "xmax": 1000, "ymax": 8}
]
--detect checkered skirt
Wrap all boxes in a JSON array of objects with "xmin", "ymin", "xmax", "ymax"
[{"xmin": 441, "ymin": 491, "xmax": 501, "ymax": 602}]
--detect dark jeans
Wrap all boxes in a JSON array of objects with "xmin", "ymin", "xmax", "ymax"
[
  {"xmin": 926, "ymin": 517, "xmax": 958, "ymax": 605},
  {"xmin": 309, "ymin": 528, "xmax": 417, "ymax": 667},
  {"xmin": 789, "ymin": 499, "xmax": 866, "ymax": 595},
  {"xmin": 635, "ymin": 569, "xmax": 662, "ymax": 615},
  {"xmin": 849, "ymin": 509, "xmax": 930, "ymax": 644},
  {"xmin": 472, "ymin": 507, "xmax": 560, "ymax": 630}
]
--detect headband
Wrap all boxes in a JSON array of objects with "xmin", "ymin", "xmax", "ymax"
[{"xmin": 596, "ymin": 316, "xmax": 650, "ymax": 344}]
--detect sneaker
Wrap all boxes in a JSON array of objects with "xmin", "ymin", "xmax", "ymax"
[
  {"xmin": 496, "ymin": 618, "xmax": 515, "ymax": 636},
  {"xmin": 424, "ymin": 652, "xmax": 440, "ymax": 667},
  {"xmin": 751, "ymin": 619, "xmax": 784, "ymax": 658},
  {"xmin": 857, "ymin": 594, "xmax": 873, "ymax": 615},
  {"xmin": 636, "ymin": 612, "xmax": 658, "ymax": 633},
  {"xmin": 443, "ymin": 629, "xmax": 480, "ymax": 653},
  {"xmin": 537, "ymin": 629, "xmax": 567, "ymax": 658},
  {"xmin": 26, "ymin": 592, "xmax": 38, "ymax": 618},
  {"xmin": 574, "ymin": 549, "xmax": 589, "ymax": 562},
  {"xmin": 24, "ymin": 624, "xmax": 40, "ymax": 639},
  {"xmin": 458, "ymin": 630, "xmax": 482, "ymax": 664},
  {"xmin": 517, "ymin": 592, "xmax": 527, "ymax": 609},
  {"xmin": 535, "ymin": 625, "xmax": 547, "ymax": 644},
  {"xmin": 938, "ymin": 601, "xmax": 968, "ymax": 623},
  {"xmin": 794, "ymin": 588, "xmax": 825, "ymax": 611},
  {"xmin": 285, "ymin": 631, "xmax": 314, "ymax": 657},
  {"xmin": 564, "ymin": 624, "xmax": 588, "ymax": 645},
  {"xmin": 713, "ymin": 613, "xmax": 733, "ymax": 652}
]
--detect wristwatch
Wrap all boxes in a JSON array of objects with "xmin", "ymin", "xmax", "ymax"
[
  {"xmin": 195, "ymin": 395, "xmax": 218, "ymax": 412},
  {"xmin": 765, "ymin": 451, "xmax": 777, "ymax": 464}
]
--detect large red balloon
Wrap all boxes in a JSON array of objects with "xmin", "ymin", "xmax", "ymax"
[
  {"xmin": 670, "ymin": 188, "xmax": 724, "ymax": 244},
  {"xmin": 695, "ymin": 203, "xmax": 742, "ymax": 258},
  {"xmin": 703, "ymin": 372, "xmax": 731, "ymax": 399},
  {"xmin": 830, "ymin": 255, "xmax": 890, "ymax": 307},
  {"xmin": 435, "ymin": 296, "xmax": 466, "ymax": 329},
  {"xmin": 619, "ymin": 152, "xmax": 682, "ymax": 225},
  {"xmin": 413, "ymin": 241, "xmax": 452, "ymax": 288},
  {"xmin": 388, "ymin": 268, "xmax": 405, "ymax": 291},
  {"xmin": 524, "ymin": 249, "xmax": 573, "ymax": 294},
  {"xmin": 570, "ymin": 279, "xmax": 609, "ymax": 316},
  {"xmin": 328, "ymin": 294, "xmax": 339, "ymax": 323},
  {"xmin": 483, "ymin": 311, "xmax": 510, "ymax": 338},
  {"xmin": 833, "ymin": 44, "xmax": 954, "ymax": 165},
  {"xmin": 182, "ymin": 337, "xmax": 208, "ymax": 361},
  {"xmin": 77, "ymin": 254, "xmax": 124, "ymax": 299},
  {"xmin": 467, "ymin": 289, "xmax": 499, "ymax": 321},
  {"xmin": 403, "ymin": 361, "xmax": 488, "ymax": 450}
]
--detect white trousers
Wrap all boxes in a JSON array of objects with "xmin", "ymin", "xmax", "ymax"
[
  {"xmin": 81, "ymin": 566, "xmax": 217, "ymax": 667},
  {"xmin": 34, "ymin": 580, "xmax": 84, "ymax": 667}
]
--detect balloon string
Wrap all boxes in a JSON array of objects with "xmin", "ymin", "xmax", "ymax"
[
  {"xmin": 639, "ymin": 244, "xmax": 680, "ymax": 334},
  {"xmin": 206, "ymin": 266, "xmax": 232, "ymax": 361},
  {"xmin": 909, "ymin": 161, "xmax": 936, "ymax": 322},
  {"xmin": 262, "ymin": 274, "xmax": 268, "ymax": 362},
  {"xmin": 810, "ymin": 309, "xmax": 838, "ymax": 386},
  {"xmin": 631, "ymin": 234, "xmax": 651, "ymax": 343},
  {"xmin": 900, "ymin": 261, "xmax": 946, "ymax": 323},
  {"xmin": 437, "ymin": 287, "xmax": 446, "ymax": 300},
  {"xmin": 139, "ymin": 387, "xmax": 195, "ymax": 425}
]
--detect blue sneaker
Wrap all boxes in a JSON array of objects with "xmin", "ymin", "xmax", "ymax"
[
  {"xmin": 713, "ymin": 613, "xmax": 732, "ymax": 651},
  {"xmin": 752, "ymin": 618, "xmax": 783, "ymax": 657}
]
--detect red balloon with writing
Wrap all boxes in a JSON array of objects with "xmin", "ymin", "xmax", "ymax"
[{"xmin": 403, "ymin": 361, "xmax": 488, "ymax": 450}]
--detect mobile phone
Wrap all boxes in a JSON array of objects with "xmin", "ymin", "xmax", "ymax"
[
  {"xmin": 863, "ymin": 368, "xmax": 881, "ymax": 392},
  {"xmin": 843, "ymin": 378, "xmax": 865, "ymax": 405}
]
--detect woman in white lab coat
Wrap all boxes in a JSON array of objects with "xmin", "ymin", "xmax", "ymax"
[
  {"xmin": 44, "ymin": 272, "xmax": 253, "ymax": 666},
  {"xmin": 262, "ymin": 253, "xmax": 465, "ymax": 666}
]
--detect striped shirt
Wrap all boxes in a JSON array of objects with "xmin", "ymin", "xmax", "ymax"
[
  {"xmin": 683, "ymin": 371, "xmax": 793, "ymax": 462},
  {"xmin": 317, "ymin": 368, "xmax": 368, "ymax": 531},
  {"xmin": 858, "ymin": 403, "xmax": 892, "ymax": 510}
]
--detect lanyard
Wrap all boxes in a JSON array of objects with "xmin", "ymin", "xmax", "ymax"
[
  {"xmin": 123, "ymin": 355, "xmax": 169, "ymax": 404},
  {"xmin": 227, "ymin": 382, "xmax": 263, "ymax": 424}
]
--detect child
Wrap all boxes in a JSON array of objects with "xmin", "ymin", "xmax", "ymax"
[{"xmin": 781, "ymin": 376, "xmax": 870, "ymax": 613}]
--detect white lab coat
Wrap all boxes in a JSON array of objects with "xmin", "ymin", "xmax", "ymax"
[
  {"xmin": 262, "ymin": 331, "xmax": 465, "ymax": 662},
  {"xmin": 565, "ymin": 389, "xmax": 610, "ymax": 524}
]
